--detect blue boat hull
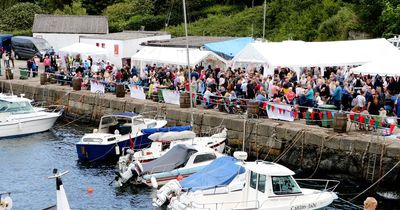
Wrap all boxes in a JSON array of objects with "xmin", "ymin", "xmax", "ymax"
[{"xmin": 76, "ymin": 134, "xmax": 151, "ymax": 162}]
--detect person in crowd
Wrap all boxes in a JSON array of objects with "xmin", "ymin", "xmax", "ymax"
[
  {"xmin": 43, "ymin": 55, "xmax": 51, "ymax": 73},
  {"xmin": 332, "ymin": 81, "xmax": 342, "ymax": 109},
  {"xmin": 305, "ymin": 84, "xmax": 314, "ymax": 107},
  {"xmin": 363, "ymin": 197, "xmax": 377, "ymax": 210}
]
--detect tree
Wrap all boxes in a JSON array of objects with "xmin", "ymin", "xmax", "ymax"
[
  {"xmin": 0, "ymin": 0, "xmax": 17, "ymax": 11},
  {"xmin": 380, "ymin": 1, "xmax": 400, "ymax": 37},
  {"xmin": 0, "ymin": 2, "xmax": 42, "ymax": 31},
  {"xmin": 82, "ymin": 0, "xmax": 122, "ymax": 15},
  {"xmin": 54, "ymin": 0, "xmax": 87, "ymax": 15}
]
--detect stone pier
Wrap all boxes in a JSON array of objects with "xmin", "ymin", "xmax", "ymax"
[{"xmin": 1, "ymin": 79, "xmax": 400, "ymax": 187}]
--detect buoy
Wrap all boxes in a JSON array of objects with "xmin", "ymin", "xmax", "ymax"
[
  {"xmin": 176, "ymin": 175, "xmax": 184, "ymax": 181},
  {"xmin": 150, "ymin": 176, "xmax": 158, "ymax": 189},
  {"xmin": 87, "ymin": 186, "xmax": 93, "ymax": 193},
  {"xmin": 115, "ymin": 144, "xmax": 120, "ymax": 155}
]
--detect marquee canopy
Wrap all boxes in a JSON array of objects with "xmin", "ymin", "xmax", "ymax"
[
  {"xmin": 203, "ymin": 37, "xmax": 254, "ymax": 60},
  {"xmin": 232, "ymin": 38, "xmax": 399, "ymax": 75},
  {"xmin": 131, "ymin": 46, "xmax": 227, "ymax": 67},
  {"xmin": 58, "ymin": 43, "xmax": 108, "ymax": 60},
  {"xmin": 351, "ymin": 52, "xmax": 400, "ymax": 76}
]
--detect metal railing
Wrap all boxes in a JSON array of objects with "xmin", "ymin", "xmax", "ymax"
[{"xmin": 295, "ymin": 179, "xmax": 340, "ymax": 192}]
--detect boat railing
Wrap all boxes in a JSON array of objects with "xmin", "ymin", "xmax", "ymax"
[
  {"xmin": 295, "ymin": 179, "xmax": 340, "ymax": 192},
  {"xmin": 185, "ymin": 199, "xmax": 259, "ymax": 210},
  {"xmin": 198, "ymin": 126, "xmax": 226, "ymax": 137}
]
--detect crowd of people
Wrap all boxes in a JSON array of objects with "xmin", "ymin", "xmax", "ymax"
[{"xmin": 19, "ymin": 51, "xmax": 400, "ymax": 123}]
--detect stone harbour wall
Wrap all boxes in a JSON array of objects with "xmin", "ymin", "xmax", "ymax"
[{"xmin": 2, "ymin": 80, "xmax": 400, "ymax": 187}]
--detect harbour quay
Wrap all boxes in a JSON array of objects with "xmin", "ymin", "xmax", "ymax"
[{"xmin": 1, "ymin": 78, "xmax": 400, "ymax": 187}]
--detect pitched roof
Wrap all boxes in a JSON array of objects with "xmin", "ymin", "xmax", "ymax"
[
  {"xmin": 80, "ymin": 31, "xmax": 169, "ymax": 40},
  {"xmin": 144, "ymin": 36, "xmax": 236, "ymax": 48},
  {"xmin": 32, "ymin": 14, "xmax": 108, "ymax": 34}
]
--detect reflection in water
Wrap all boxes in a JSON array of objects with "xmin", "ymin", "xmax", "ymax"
[{"xmin": 0, "ymin": 121, "xmax": 398, "ymax": 209}]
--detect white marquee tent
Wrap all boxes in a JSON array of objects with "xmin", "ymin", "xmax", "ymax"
[
  {"xmin": 58, "ymin": 43, "xmax": 108, "ymax": 61},
  {"xmin": 351, "ymin": 52, "xmax": 400, "ymax": 76},
  {"xmin": 131, "ymin": 46, "xmax": 227, "ymax": 68},
  {"xmin": 232, "ymin": 38, "xmax": 399, "ymax": 76}
]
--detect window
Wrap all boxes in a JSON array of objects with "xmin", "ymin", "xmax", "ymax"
[
  {"xmin": 250, "ymin": 171, "xmax": 257, "ymax": 189},
  {"xmin": 147, "ymin": 122, "xmax": 157, "ymax": 128},
  {"xmin": 193, "ymin": 153, "xmax": 216, "ymax": 164},
  {"xmin": 0, "ymin": 101, "xmax": 34, "ymax": 114},
  {"xmin": 272, "ymin": 176, "xmax": 302, "ymax": 195},
  {"xmin": 257, "ymin": 174, "xmax": 266, "ymax": 193}
]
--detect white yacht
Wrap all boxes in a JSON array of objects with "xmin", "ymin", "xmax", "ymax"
[
  {"xmin": 163, "ymin": 152, "xmax": 339, "ymax": 210},
  {"xmin": 115, "ymin": 144, "xmax": 223, "ymax": 188},
  {"xmin": 0, "ymin": 94, "xmax": 62, "ymax": 138},
  {"xmin": 117, "ymin": 128, "xmax": 227, "ymax": 165}
]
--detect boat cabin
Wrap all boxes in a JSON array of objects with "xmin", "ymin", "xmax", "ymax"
[
  {"xmin": 244, "ymin": 161, "xmax": 302, "ymax": 202},
  {"xmin": 98, "ymin": 112, "xmax": 157, "ymax": 135},
  {"xmin": 0, "ymin": 96, "xmax": 34, "ymax": 114}
]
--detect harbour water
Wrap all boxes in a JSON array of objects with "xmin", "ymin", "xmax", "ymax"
[{"xmin": 0, "ymin": 120, "xmax": 399, "ymax": 209}]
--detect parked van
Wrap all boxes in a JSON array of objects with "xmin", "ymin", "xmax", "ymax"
[
  {"xmin": 0, "ymin": 34, "xmax": 12, "ymax": 52},
  {"xmin": 11, "ymin": 36, "xmax": 51, "ymax": 60}
]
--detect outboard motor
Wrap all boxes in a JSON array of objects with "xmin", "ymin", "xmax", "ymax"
[
  {"xmin": 0, "ymin": 192, "xmax": 12, "ymax": 210},
  {"xmin": 115, "ymin": 161, "xmax": 143, "ymax": 187},
  {"xmin": 153, "ymin": 179, "xmax": 182, "ymax": 207},
  {"xmin": 117, "ymin": 149, "xmax": 135, "ymax": 172}
]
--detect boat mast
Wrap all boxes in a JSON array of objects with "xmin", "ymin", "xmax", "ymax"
[
  {"xmin": 182, "ymin": 0, "xmax": 194, "ymax": 128},
  {"xmin": 262, "ymin": 0, "xmax": 267, "ymax": 40}
]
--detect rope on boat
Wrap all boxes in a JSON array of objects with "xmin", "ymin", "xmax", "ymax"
[
  {"xmin": 307, "ymin": 135, "xmax": 327, "ymax": 178},
  {"xmin": 336, "ymin": 197, "xmax": 363, "ymax": 209},
  {"xmin": 350, "ymin": 159, "xmax": 400, "ymax": 201},
  {"xmin": 53, "ymin": 113, "xmax": 90, "ymax": 129},
  {"xmin": 274, "ymin": 130, "xmax": 305, "ymax": 163}
]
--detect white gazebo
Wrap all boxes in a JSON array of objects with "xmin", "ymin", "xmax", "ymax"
[
  {"xmin": 58, "ymin": 43, "xmax": 108, "ymax": 61},
  {"xmin": 232, "ymin": 38, "xmax": 400, "ymax": 77},
  {"xmin": 351, "ymin": 52, "xmax": 400, "ymax": 76}
]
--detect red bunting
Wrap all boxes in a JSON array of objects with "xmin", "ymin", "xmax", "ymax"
[
  {"xmin": 380, "ymin": 121, "xmax": 385, "ymax": 127},
  {"xmin": 271, "ymin": 106, "xmax": 275, "ymax": 112},
  {"xmin": 369, "ymin": 119, "xmax": 374, "ymax": 127},
  {"xmin": 327, "ymin": 112, "xmax": 332, "ymax": 119},
  {"xmin": 302, "ymin": 112, "xmax": 306, "ymax": 118},
  {"xmin": 293, "ymin": 111, "xmax": 298, "ymax": 118},
  {"xmin": 210, "ymin": 99, "xmax": 214, "ymax": 104},
  {"xmin": 318, "ymin": 112, "xmax": 323, "ymax": 120},
  {"xmin": 262, "ymin": 102, "xmax": 267, "ymax": 109},
  {"xmin": 390, "ymin": 123, "xmax": 396, "ymax": 134},
  {"xmin": 310, "ymin": 112, "xmax": 314, "ymax": 120},
  {"xmin": 203, "ymin": 97, "xmax": 206, "ymax": 102},
  {"xmin": 359, "ymin": 115, "xmax": 365, "ymax": 124},
  {"xmin": 278, "ymin": 108, "xmax": 282, "ymax": 114}
]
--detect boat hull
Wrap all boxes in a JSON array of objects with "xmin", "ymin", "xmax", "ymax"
[
  {"xmin": 0, "ymin": 113, "xmax": 60, "ymax": 138},
  {"xmin": 76, "ymin": 134, "xmax": 151, "ymax": 162}
]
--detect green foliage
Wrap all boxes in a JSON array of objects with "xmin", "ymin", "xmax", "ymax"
[
  {"xmin": 0, "ymin": 2, "xmax": 42, "ymax": 31},
  {"xmin": 82, "ymin": 0, "xmax": 122, "ymax": 15},
  {"xmin": 34, "ymin": 0, "xmax": 72, "ymax": 13},
  {"xmin": 0, "ymin": 0, "xmax": 17, "ymax": 11},
  {"xmin": 54, "ymin": 0, "xmax": 87, "ymax": 15},
  {"xmin": 126, "ymin": 15, "xmax": 167, "ymax": 31},
  {"xmin": 318, "ymin": 7, "xmax": 359, "ymax": 40},
  {"xmin": 103, "ymin": 0, "xmax": 154, "ymax": 32},
  {"xmin": 380, "ymin": 2, "xmax": 400, "ymax": 37}
]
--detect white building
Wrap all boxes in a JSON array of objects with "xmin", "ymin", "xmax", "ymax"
[
  {"xmin": 32, "ymin": 14, "xmax": 108, "ymax": 50},
  {"xmin": 80, "ymin": 31, "xmax": 171, "ymax": 68}
]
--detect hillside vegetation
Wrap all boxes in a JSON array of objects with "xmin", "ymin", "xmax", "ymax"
[{"xmin": 0, "ymin": 0, "xmax": 400, "ymax": 41}]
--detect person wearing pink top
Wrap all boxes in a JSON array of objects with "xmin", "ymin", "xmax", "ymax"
[{"xmin": 43, "ymin": 55, "xmax": 51, "ymax": 72}]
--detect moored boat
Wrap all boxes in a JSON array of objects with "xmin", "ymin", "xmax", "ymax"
[
  {"xmin": 115, "ymin": 144, "xmax": 223, "ymax": 188},
  {"xmin": 75, "ymin": 112, "xmax": 167, "ymax": 162},
  {"xmin": 160, "ymin": 152, "xmax": 339, "ymax": 210},
  {"xmin": 0, "ymin": 94, "xmax": 62, "ymax": 138},
  {"xmin": 117, "ymin": 128, "xmax": 227, "ymax": 167}
]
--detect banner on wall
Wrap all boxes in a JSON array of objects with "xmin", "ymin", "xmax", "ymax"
[
  {"xmin": 90, "ymin": 80, "xmax": 105, "ymax": 93},
  {"xmin": 129, "ymin": 85, "xmax": 146, "ymax": 100},
  {"xmin": 161, "ymin": 89, "xmax": 180, "ymax": 105},
  {"xmin": 266, "ymin": 102, "xmax": 294, "ymax": 122}
]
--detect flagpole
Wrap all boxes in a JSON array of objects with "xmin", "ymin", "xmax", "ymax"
[
  {"xmin": 262, "ymin": 0, "xmax": 266, "ymax": 40},
  {"xmin": 182, "ymin": 0, "xmax": 194, "ymax": 128}
]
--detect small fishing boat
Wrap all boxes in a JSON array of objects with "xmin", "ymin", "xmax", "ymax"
[
  {"xmin": 43, "ymin": 169, "xmax": 71, "ymax": 210},
  {"xmin": 117, "ymin": 128, "xmax": 227, "ymax": 167},
  {"xmin": 76, "ymin": 112, "xmax": 167, "ymax": 162},
  {"xmin": 0, "ymin": 192, "xmax": 12, "ymax": 210},
  {"xmin": 162, "ymin": 151, "xmax": 339, "ymax": 210},
  {"xmin": 115, "ymin": 144, "xmax": 223, "ymax": 188},
  {"xmin": 0, "ymin": 94, "xmax": 62, "ymax": 138}
]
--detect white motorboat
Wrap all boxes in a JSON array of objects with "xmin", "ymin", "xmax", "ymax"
[
  {"xmin": 115, "ymin": 144, "xmax": 223, "ymax": 188},
  {"xmin": 117, "ymin": 128, "xmax": 227, "ymax": 167},
  {"xmin": 75, "ymin": 112, "xmax": 167, "ymax": 162},
  {"xmin": 164, "ymin": 152, "xmax": 339, "ymax": 210},
  {"xmin": 44, "ymin": 169, "xmax": 71, "ymax": 210},
  {"xmin": 0, "ymin": 192, "xmax": 12, "ymax": 210},
  {"xmin": 0, "ymin": 94, "xmax": 62, "ymax": 138}
]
